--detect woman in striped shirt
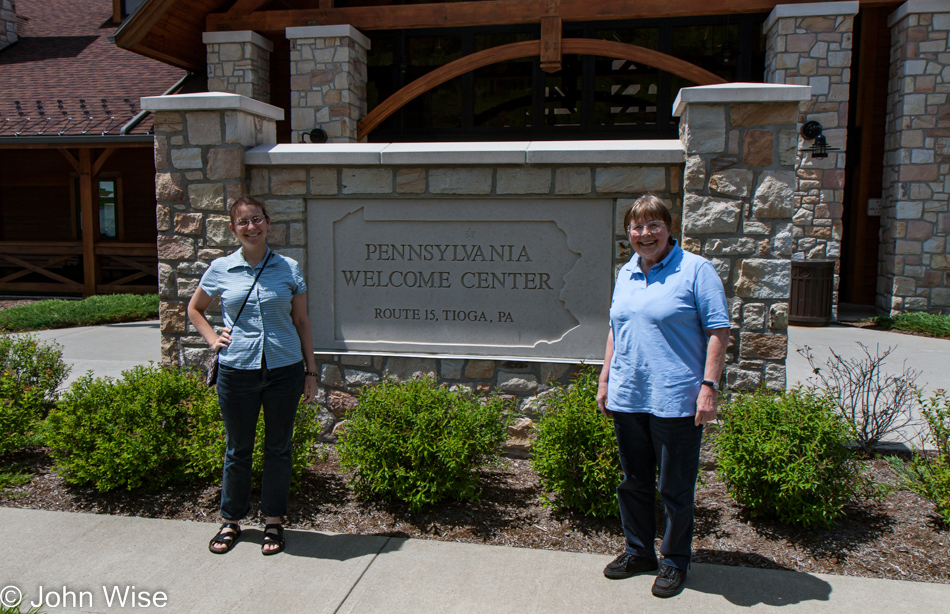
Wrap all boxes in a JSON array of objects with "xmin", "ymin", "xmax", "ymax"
[{"xmin": 188, "ymin": 195, "xmax": 318, "ymax": 556}]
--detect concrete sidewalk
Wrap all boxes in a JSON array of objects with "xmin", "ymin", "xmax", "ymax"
[
  {"xmin": 1, "ymin": 507, "xmax": 948, "ymax": 614},
  {"xmin": 28, "ymin": 321, "xmax": 161, "ymax": 389}
]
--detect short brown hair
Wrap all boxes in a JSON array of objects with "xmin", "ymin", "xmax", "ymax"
[
  {"xmin": 228, "ymin": 195, "xmax": 270, "ymax": 224},
  {"xmin": 622, "ymin": 194, "xmax": 672, "ymax": 232}
]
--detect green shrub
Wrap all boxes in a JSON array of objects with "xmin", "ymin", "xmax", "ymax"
[
  {"xmin": 531, "ymin": 367, "xmax": 620, "ymax": 518},
  {"xmin": 0, "ymin": 334, "xmax": 70, "ymax": 453},
  {"xmin": 47, "ymin": 365, "xmax": 324, "ymax": 491},
  {"xmin": 0, "ymin": 294, "xmax": 159, "ymax": 332},
  {"xmin": 337, "ymin": 376, "xmax": 509, "ymax": 512},
  {"xmin": 715, "ymin": 388, "xmax": 866, "ymax": 528},
  {"xmin": 894, "ymin": 391, "xmax": 950, "ymax": 524},
  {"xmin": 46, "ymin": 366, "xmax": 220, "ymax": 490}
]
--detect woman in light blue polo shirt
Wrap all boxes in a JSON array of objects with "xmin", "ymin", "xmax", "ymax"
[
  {"xmin": 596, "ymin": 194, "xmax": 729, "ymax": 598},
  {"xmin": 188, "ymin": 195, "xmax": 318, "ymax": 556}
]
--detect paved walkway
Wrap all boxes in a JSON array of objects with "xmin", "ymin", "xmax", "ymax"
[
  {"xmin": 2, "ymin": 321, "xmax": 947, "ymax": 613},
  {"xmin": 1, "ymin": 507, "xmax": 948, "ymax": 613}
]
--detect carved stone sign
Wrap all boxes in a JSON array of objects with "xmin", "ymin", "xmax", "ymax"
[{"xmin": 308, "ymin": 199, "xmax": 613, "ymax": 360}]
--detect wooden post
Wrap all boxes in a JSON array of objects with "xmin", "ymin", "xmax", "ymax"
[
  {"xmin": 540, "ymin": 16, "xmax": 562, "ymax": 73},
  {"xmin": 78, "ymin": 148, "xmax": 97, "ymax": 296}
]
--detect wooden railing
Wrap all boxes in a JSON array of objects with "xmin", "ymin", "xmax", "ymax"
[{"xmin": 0, "ymin": 241, "xmax": 158, "ymax": 295}]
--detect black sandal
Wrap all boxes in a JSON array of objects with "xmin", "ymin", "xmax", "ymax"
[
  {"xmin": 208, "ymin": 522, "xmax": 241, "ymax": 554},
  {"xmin": 262, "ymin": 523, "xmax": 285, "ymax": 556}
]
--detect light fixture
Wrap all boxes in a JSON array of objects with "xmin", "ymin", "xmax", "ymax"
[{"xmin": 799, "ymin": 120, "xmax": 841, "ymax": 159}]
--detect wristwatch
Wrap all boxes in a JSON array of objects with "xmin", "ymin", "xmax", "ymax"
[{"xmin": 701, "ymin": 379, "xmax": 719, "ymax": 391}]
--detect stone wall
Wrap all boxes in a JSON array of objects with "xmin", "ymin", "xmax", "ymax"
[
  {"xmin": 141, "ymin": 93, "xmax": 281, "ymax": 367},
  {"xmin": 764, "ymin": 2, "xmax": 858, "ymax": 315},
  {"xmin": 675, "ymin": 84, "xmax": 812, "ymax": 392},
  {"xmin": 1, "ymin": 0, "xmax": 16, "ymax": 51},
  {"xmin": 879, "ymin": 1, "xmax": 950, "ymax": 314},
  {"xmin": 287, "ymin": 25, "xmax": 369, "ymax": 143},
  {"xmin": 144, "ymin": 85, "xmax": 806, "ymax": 452},
  {"xmin": 237, "ymin": 145, "xmax": 682, "ymax": 447},
  {"xmin": 203, "ymin": 31, "xmax": 273, "ymax": 104}
]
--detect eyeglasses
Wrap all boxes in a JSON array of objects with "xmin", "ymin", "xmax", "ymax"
[
  {"xmin": 235, "ymin": 215, "xmax": 266, "ymax": 228},
  {"xmin": 628, "ymin": 220, "xmax": 665, "ymax": 235}
]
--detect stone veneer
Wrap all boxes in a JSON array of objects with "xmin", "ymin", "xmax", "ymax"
[
  {"xmin": 143, "ymin": 84, "xmax": 807, "ymax": 450},
  {"xmin": 286, "ymin": 25, "xmax": 369, "ymax": 144},
  {"xmin": 1, "ymin": 0, "xmax": 16, "ymax": 51},
  {"xmin": 676, "ymin": 84, "xmax": 812, "ymax": 392},
  {"xmin": 764, "ymin": 2, "xmax": 857, "ymax": 315},
  {"xmin": 880, "ymin": 0, "xmax": 950, "ymax": 314},
  {"xmin": 203, "ymin": 31, "xmax": 273, "ymax": 104},
  {"xmin": 141, "ymin": 93, "xmax": 281, "ymax": 367}
]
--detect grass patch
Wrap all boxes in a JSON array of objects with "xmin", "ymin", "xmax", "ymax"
[
  {"xmin": 0, "ymin": 294, "xmax": 159, "ymax": 332},
  {"xmin": 870, "ymin": 312, "xmax": 950, "ymax": 338},
  {"xmin": 0, "ymin": 467, "xmax": 32, "ymax": 490}
]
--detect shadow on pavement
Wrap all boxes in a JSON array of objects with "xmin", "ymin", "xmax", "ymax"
[
  {"xmin": 689, "ymin": 558, "xmax": 832, "ymax": 607},
  {"xmin": 235, "ymin": 528, "xmax": 399, "ymax": 561}
]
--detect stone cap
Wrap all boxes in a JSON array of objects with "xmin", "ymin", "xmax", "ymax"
[
  {"xmin": 888, "ymin": 0, "xmax": 950, "ymax": 27},
  {"xmin": 245, "ymin": 140, "xmax": 684, "ymax": 166},
  {"xmin": 202, "ymin": 30, "xmax": 274, "ymax": 52},
  {"xmin": 285, "ymin": 24, "xmax": 371, "ymax": 49},
  {"xmin": 763, "ymin": 1, "xmax": 859, "ymax": 34},
  {"xmin": 672, "ymin": 83, "xmax": 812, "ymax": 117},
  {"xmin": 141, "ymin": 92, "xmax": 284, "ymax": 121}
]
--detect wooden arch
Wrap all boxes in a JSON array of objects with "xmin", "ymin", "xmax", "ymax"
[{"xmin": 357, "ymin": 38, "xmax": 727, "ymax": 139}]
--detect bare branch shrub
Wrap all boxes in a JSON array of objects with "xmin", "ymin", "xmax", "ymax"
[{"xmin": 799, "ymin": 343, "xmax": 919, "ymax": 454}]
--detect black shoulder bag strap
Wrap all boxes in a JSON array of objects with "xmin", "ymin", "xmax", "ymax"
[{"xmin": 207, "ymin": 250, "xmax": 273, "ymax": 386}]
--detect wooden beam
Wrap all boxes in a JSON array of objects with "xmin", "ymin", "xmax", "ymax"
[
  {"xmin": 358, "ymin": 37, "xmax": 725, "ymax": 138},
  {"xmin": 207, "ymin": 0, "xmax": 864, "ymax": 32},
  {"xmin": 0, "ymin": 254, "xmax": 83, "ymax": 287},
  {"xmin": 227, "ymin": 0, "xmax": 271, "ymax": 17},
  {"xmin": 0, "ymin": 141, "xmax": 152, "ymax": 151},
  {"xmin": 92, "ymin": 147, "xmax": 117, "ymax": 176},
  {"xmin": 540, "ymin": 16, "xmax": 561, "ymax": 73},
  {"xmin": 319, "ymin": 0, "xmax": 335, "ymax": 8},
  {"xmin": 114, "ymin": 0, "xmax": 180, "ymax": 48},
  {"xmin": 78, "ymin": 149, "xmax": 98, "ymax": 297},
  {"xmin": 58, "ymin": 148, "xmax": 80, "ymax": 172},
  {"xmin": 135, "ymin": 43, "xmax": 204, "ymax": 73}
]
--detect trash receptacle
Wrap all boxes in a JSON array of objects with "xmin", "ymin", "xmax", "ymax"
[{"xmin": 789, "ymin": 259, "xmax": 835, "ymax": 326}]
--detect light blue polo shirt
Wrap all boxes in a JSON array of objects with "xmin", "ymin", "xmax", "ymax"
[
  {"xmin": 199, "ymin": 248, "xmax": 307, "ymax": 370},
  {"xmin": 607, "ymin": 241, "xmax": 729, "ymax": 417}
]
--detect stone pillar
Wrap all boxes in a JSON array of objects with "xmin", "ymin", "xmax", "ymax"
[
  {"xmin": 286, "ymin": 25, "xmax": 370, "ymax": 143},
  {"xmin": 141, "ymin": 93, "xmax": 282, "ymax": 368},
  {"xmin": 203, "ymin": 31, "xmax": 273, "ymax": 103},
  {"xmin": 764, "ymin": 2, "xmax": 858, "ymax": 315},
  {"xmin": 674, "ymin": 83, "xmax": 812, "ymax": 391},
  {"xmin": 0, "ymin": 0, "xmax": 16, "ymax": 51},
  {"xmin": 880, "ymin": 1, "xmax": 950, "ymax": 314}
]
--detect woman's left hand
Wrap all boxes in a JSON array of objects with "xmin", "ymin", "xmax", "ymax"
[
  {"xmin": 695, "ymin": 386, "xmax": 718, "ymax": 426},
  {"xmin": 303, "ymin": 373, "xmax": 318, "ymax": 404}
]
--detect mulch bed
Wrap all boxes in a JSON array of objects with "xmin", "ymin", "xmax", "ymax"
[{"xmin": 2, "ymin": 445, "xmax": 947, "ymax": 584}]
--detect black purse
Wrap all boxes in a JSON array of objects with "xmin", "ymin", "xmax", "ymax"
[{"xmin": 206, "ymin": 251, "xmax": 273, "ymax": 386}]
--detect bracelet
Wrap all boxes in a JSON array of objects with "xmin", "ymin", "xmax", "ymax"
[{"xmin": 305, "ymin": 370, "xmax": 318, "ymax": 377}]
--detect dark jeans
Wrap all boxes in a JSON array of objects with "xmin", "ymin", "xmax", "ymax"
[
  {"xmin": 612, "ymin": 412, "xmax": 703, "ymax": 570},
  {"xmin": 216, "ymin": 360, "xmax": 304, "ymax": 520}
]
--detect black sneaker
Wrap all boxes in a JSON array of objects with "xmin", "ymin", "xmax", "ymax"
[
  {"xmin": 651, "ymin": 565, "xmax": 687, "ymax": 598},
  {"xmin": 603, "ymin": 553, "xmax": 659, "ymax": 579}
]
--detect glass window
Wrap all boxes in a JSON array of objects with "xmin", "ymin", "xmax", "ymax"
[{"xmin": 74, "ymin": 178, "xmax": 118, "ymax": 239}]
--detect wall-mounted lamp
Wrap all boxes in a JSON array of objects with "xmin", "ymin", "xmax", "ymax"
[
  {"xmin": 799, "ymin": 120, "xmax": 841, "ymax": 159},
  {"xmin": 300, "ymin": 128, "xmax": 328, "ymax": 143}
]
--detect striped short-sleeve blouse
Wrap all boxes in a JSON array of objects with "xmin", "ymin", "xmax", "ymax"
[{"xmin": 198, "ymin": 248, "xmax": 307, "ymax": 370}]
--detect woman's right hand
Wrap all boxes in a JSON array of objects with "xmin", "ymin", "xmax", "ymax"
[
  {"xmin": 212, "ymin": 327, "xmax": 232, "ymax": 352},
  {"xmin": 596, "ymin": 379, "xmax": 611, "ymax": 417}
]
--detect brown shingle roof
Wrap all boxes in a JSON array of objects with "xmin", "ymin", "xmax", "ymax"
[{"xmin": 0, "ymin": 0, "xmax": 186, "ymax": 137}]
